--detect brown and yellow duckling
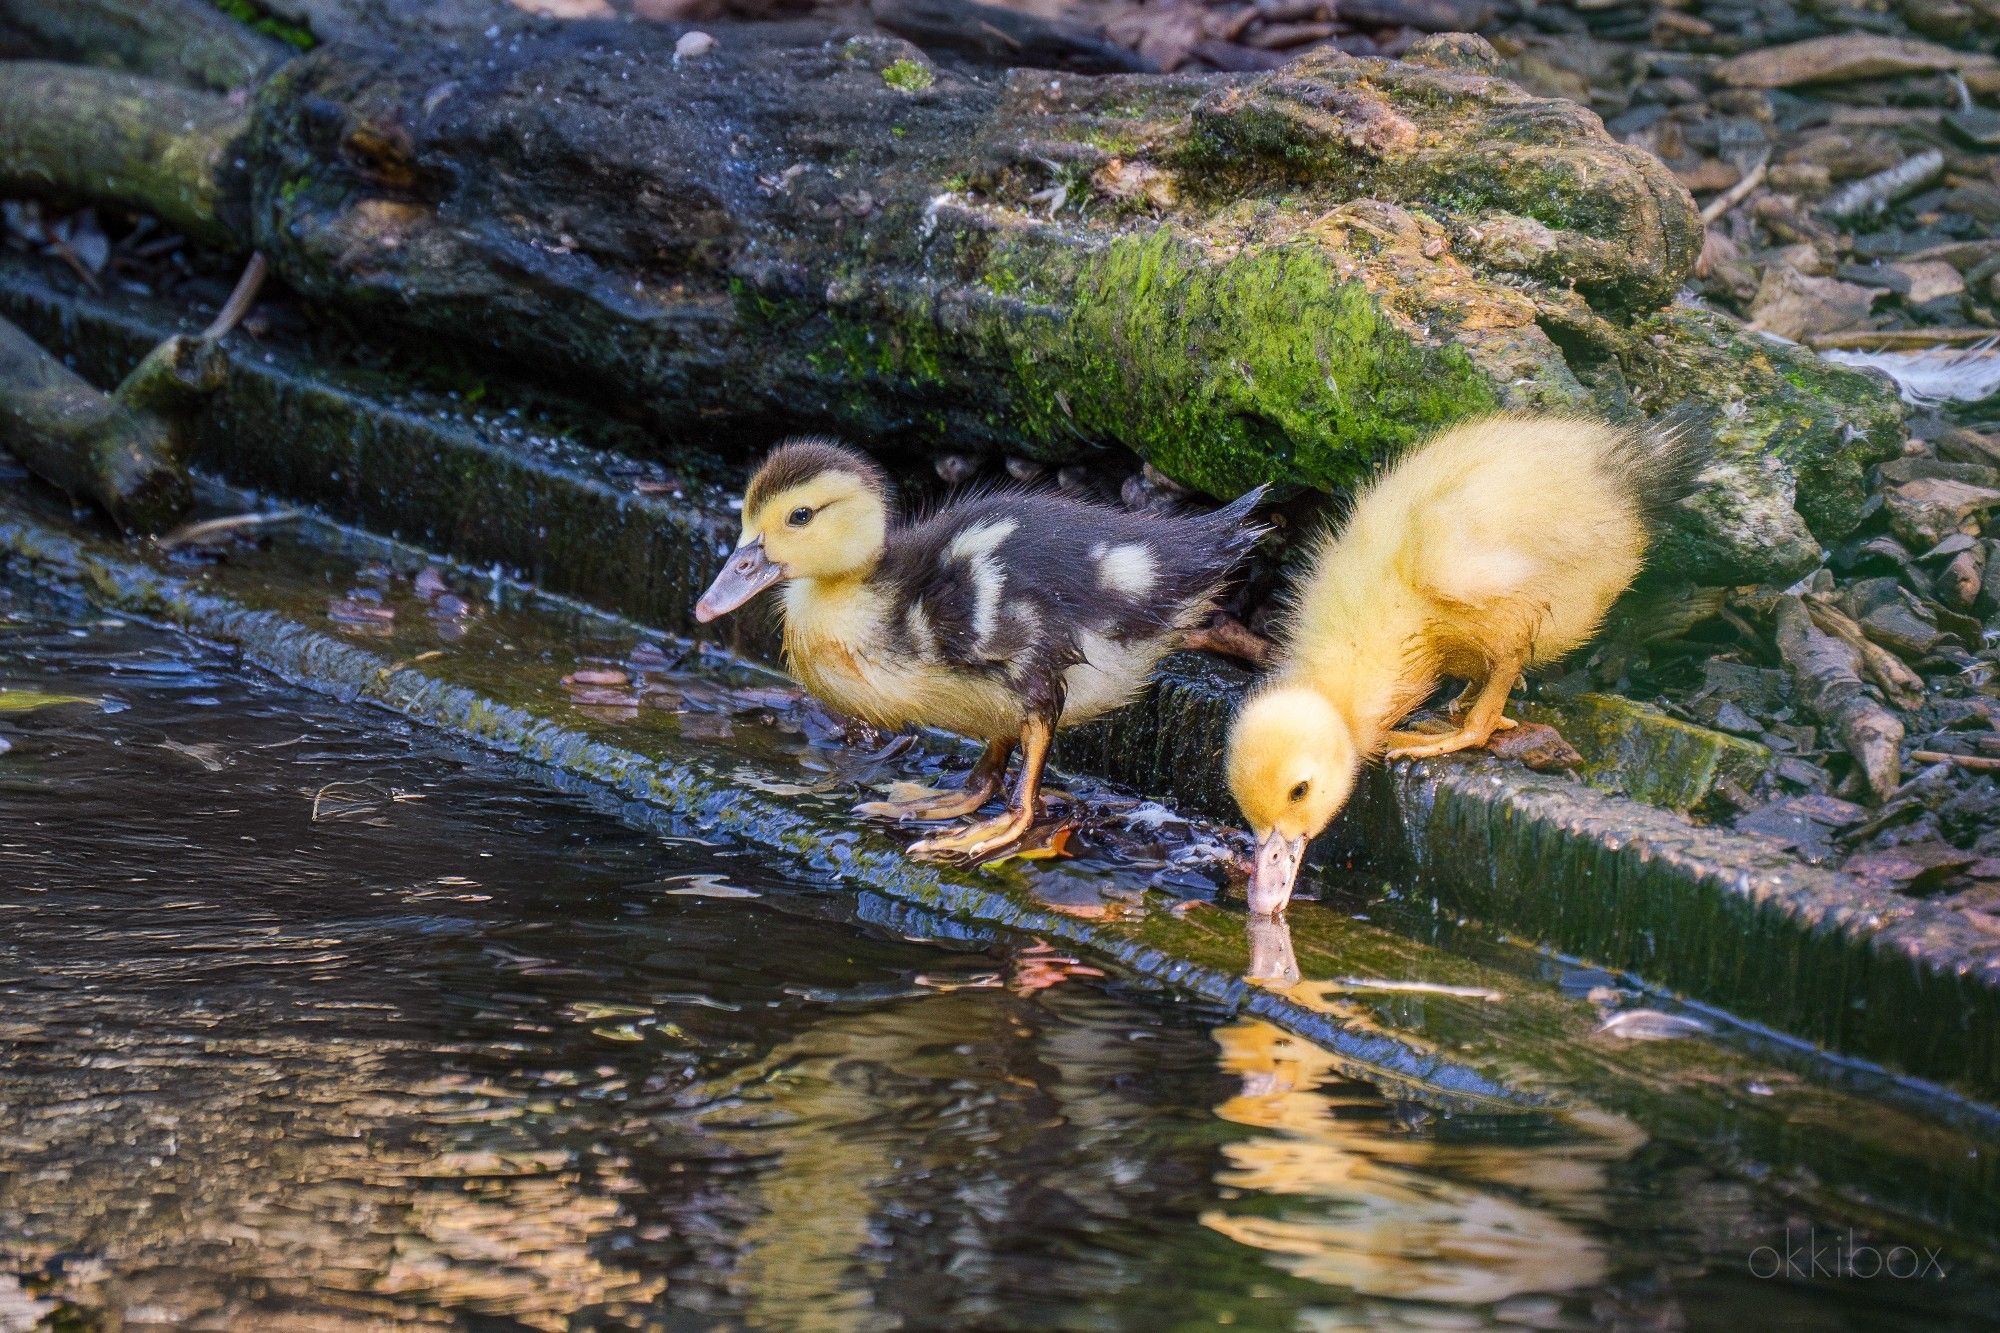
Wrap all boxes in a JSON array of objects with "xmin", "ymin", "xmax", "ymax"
[
  {"xmin": 1227, "ymin": 413, "xmax": 1712, "ymax": 913},
  {"xmin": 696, "ymin": 438, "xmax": 1266, "ymax": 860}
]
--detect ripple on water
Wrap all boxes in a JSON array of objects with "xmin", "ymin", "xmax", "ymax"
[{"xmin": 0, "ymin": 582, "xmax": 1987, "ymax": 1331}]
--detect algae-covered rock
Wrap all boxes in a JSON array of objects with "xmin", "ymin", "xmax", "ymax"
[
  {"xmin": 1616, "ymin": 305, "xmax": 1905, "ymax": 583},
  {"xmin": 1, "ymin": 13, "xmax": 1900, "ymax": 580}
]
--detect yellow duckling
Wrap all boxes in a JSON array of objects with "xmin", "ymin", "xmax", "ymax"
[
  {"xmin": 1226, "ymin": 413, "xmax": 1711, "ymax": 913},
  {"xmin": 696, "ymin": 438, "xmax": 1266, "ymax": 860}
]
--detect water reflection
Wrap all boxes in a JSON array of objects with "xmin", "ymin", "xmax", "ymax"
[
  {"xmin": 1201, "ymin": 1018, "xmax": 1618, "ymax": 1305},
  {"xmin": 2, "ymin": 585, "xmax": 1993, "ymax": 1330}
]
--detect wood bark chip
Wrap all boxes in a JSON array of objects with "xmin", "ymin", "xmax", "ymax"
[
  {"xmin": 871, "ymin": 0, "xmax": 1155, "ymax": 74},
  {"xmin": 1714, "ymin": 35, "xmax": 2000, "ymax": 90},
  {"xmin": 1804, "ymin": 593, "xmax": 1925, "ymax": 711},
  {"xmin": 1747, "ymin": 266, "xmax": 1882, "ymax": 342},
  {"xmin": 1882, "ymin": 476, "xmax": 2000, "ymax": 549},
  {"xmin": 1775, "ymin": 595, "xmax": 1904, "ymax": 804}
]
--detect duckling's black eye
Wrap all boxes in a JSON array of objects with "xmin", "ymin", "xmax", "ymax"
[
  {"xmin": 1288, "ymin": 780, "xmax": 1310, "ymax": 803},
  {"xmin": 787, "ymin": 506, "xmax": 814, "ymax": 527}
]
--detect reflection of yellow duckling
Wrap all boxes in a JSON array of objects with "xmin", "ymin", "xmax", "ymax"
[
  {"xmin": 696, "ymin": 438, "xmax": 1265, "ymax": 860},
  {"xmin": 1227, "ymin": 414, "xmax": 1710, "ymax": 912},
  {"xmin": 1201, "ymin": 1019, "xmax": 1623, "ymax": 1305}
]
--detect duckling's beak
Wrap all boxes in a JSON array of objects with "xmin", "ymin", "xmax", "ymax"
[
  {"xmin": 1246, "ymin": 831, "xmax": 1307, "ymax": 916},
  {"xmin": 695, "ymin": 539, "xmax": 783, "ymax": 622}
]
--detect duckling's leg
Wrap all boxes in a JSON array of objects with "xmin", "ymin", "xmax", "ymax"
[
  {"xmin": 1446, "ymin": 677, "xmax": 1516, "ymax": 730},
  {"xmin": 907, "ymin": 716, "xmax": 1053, "ymax": 861},
  {"xmin": 855, "ymin": 738, "xmax": 1012, "ymax": 822},
  {"xmin": 1386, "ymin": 654, "xmax": 1526, "ymax": 760}
]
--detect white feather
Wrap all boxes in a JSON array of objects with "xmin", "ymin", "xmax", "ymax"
[{"xmin": 1820, "ymin": 338, "xmax": 2000, "ymax": 405}]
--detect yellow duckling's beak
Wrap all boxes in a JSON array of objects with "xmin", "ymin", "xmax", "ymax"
[
  {"xmin": 1247, "ymin": 831, "xmax": 1307, "ymax": 916},
  {"xmin": 695, "ymin": 538, "xmax": 783, "ymax": 622}
]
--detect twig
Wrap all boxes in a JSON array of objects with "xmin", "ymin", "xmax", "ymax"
[
  {"xmin": 1810, "ymin": 327, "xmax": 2000, "ymax": 351},
  {"xmin": 1911, "ymin": 750, "xmax": 2000, "ymax": 772},
  {"xmin": 198, "ymin": 251, "xmax": 268, "ymax": 341},
  {"xmin": 1699, "ymin": 152, "xmax": 1769, "ymax": 226},
  {"xmin": 1332, "ymin": 976, "xmax": 1504, "ymax": 1001},
  {"xmin": 154, "ymin": 508, "xmax": 299, "ymax": 551},
  {"xmin": 1820, "ymin": 149, "xmax": 1945, "ymax": 223}
]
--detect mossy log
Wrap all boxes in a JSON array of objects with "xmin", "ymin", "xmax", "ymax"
[
  {"xmin": 0, "ymin": 0, "xmax": 290, "ymax": 92},
  {"xmin": 0, "ymin": 17, "xmax": 1904, "ymax": 581},
  {"xmin": 0, "ymin": 315, "xmax": 191, "ymax": 532},
  {"xmin": 0, "ymin": 255, "xmax": 263, "ymax": 533},
  {"xmin": 0, "ymin": 61, "xmax": 247, "ymax": 246}
]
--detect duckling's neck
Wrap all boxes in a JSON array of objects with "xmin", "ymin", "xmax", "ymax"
[
  {"xmin": 781, "ymin": 567, "xmax": 885, "ymax": 650},
  {"xmin": 1281, "ymin": 583, "xmax": 1438, "ymax": 760},
  {"xmin": 784, "ymin": 560, "xmax": 872, "ymax": 624}
]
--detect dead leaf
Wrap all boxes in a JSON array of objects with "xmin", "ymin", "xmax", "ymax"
[
  {"xmin": 563, "ymin": 669, "xmax": 630, "ymax": 688},
  {"xmin": 1747, "ymin": 266, "xmax": 1882, "ymax": 341},
  {"xmin": 0, "ymin": 690, "xmax": 98, "ymax": 713},
  {"xmin": 1486, "ymin": 721, "xmax": 1584, "ymax": 771},
  {"xmin": 1715, "ymin": 34, "xmax": 1997, "ymax": 88},
  {"xmin": 1843, "ymin": 842, "xmax": 1977, "ymax": 895}
]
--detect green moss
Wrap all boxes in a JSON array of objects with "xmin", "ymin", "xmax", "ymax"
[
  {"xmin": 994, "ymin": 230, "xmax": 1496, "ymax": 495},
  {"xmin": 209, "ymin": 0, "xmax": 314, "ymax": 48},
  {"xmin": 1626, "ymin": 305, "xmax": 1902, "ymax": 543},
  {"xmin": 880, "ymin": 59, "xmax": 935, "ymax": 92},
  {"xmin": 1520, "ymin": 694, "xmax": 1769, "ymax": 813}
]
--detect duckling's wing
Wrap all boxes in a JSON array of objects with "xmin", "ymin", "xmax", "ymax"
[{"xmin": 884, "ymin": 499, "xmax": 1081, "ymax": 679}]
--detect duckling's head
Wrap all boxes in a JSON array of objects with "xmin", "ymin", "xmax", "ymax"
[
  {"xmin": 695, "ymin": 438, "xmax": 890, "ymax": 622},
  {"xmin": 1226, "ymin": 684, "xmax": 1359, "ymax": 915}
]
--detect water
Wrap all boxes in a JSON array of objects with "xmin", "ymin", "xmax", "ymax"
[{"xmin": 0, "ymin": 580, "xmax": 1992, "ymax": 1332}]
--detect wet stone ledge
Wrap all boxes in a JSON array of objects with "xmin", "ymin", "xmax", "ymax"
[{"xmin": 2, "ymin": 262, "xmax": 1998, "ymax": 1101}]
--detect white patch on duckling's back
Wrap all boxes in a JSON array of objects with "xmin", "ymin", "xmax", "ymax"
[
  {"xmin": 946, "ymin": 518, "xmax": 1018, "ymax": 563},
  {"xmin": 948, "ymin": 519, "xmax": 1016, "ymax": 650},
  {"xmin": 1092, "ymin": 542, "xmax": 1158, "ymax": 597},
  {"xmin": 905, "ymin": 602, "xmax": 939, "ymax": 659}
]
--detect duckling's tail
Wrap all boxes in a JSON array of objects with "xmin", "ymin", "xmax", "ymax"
[
  {"xmin": 1610, "ymin": 406, "xmax": 1717, "ymax": 533},
  {"xmin": 1206, "ymin": 483, "xmax": 1272, "ymax": 562}
]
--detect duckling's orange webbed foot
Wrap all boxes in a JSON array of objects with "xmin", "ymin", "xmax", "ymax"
[
  {"xmin": 908, "ymin": 805, "xmax": 1040, "ymax": 862},
  {"xmin": 907, "ymin": 717, "xmax": 1052, "ymax": 864},
  {"xmin": 1445, "ymin": 680, "xmax": 1517, "ymax": 731},
  {"xmin": 1386, "ymin": 658, "xmax": 1525, "ymax": 761},
  {"xmin": 1385, "ymin": 722, "xmax": 1514, "ymax": 761},
  {"xmin": 856, "ymin": 738, "xmax": 1012, "ymax": 823}
]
